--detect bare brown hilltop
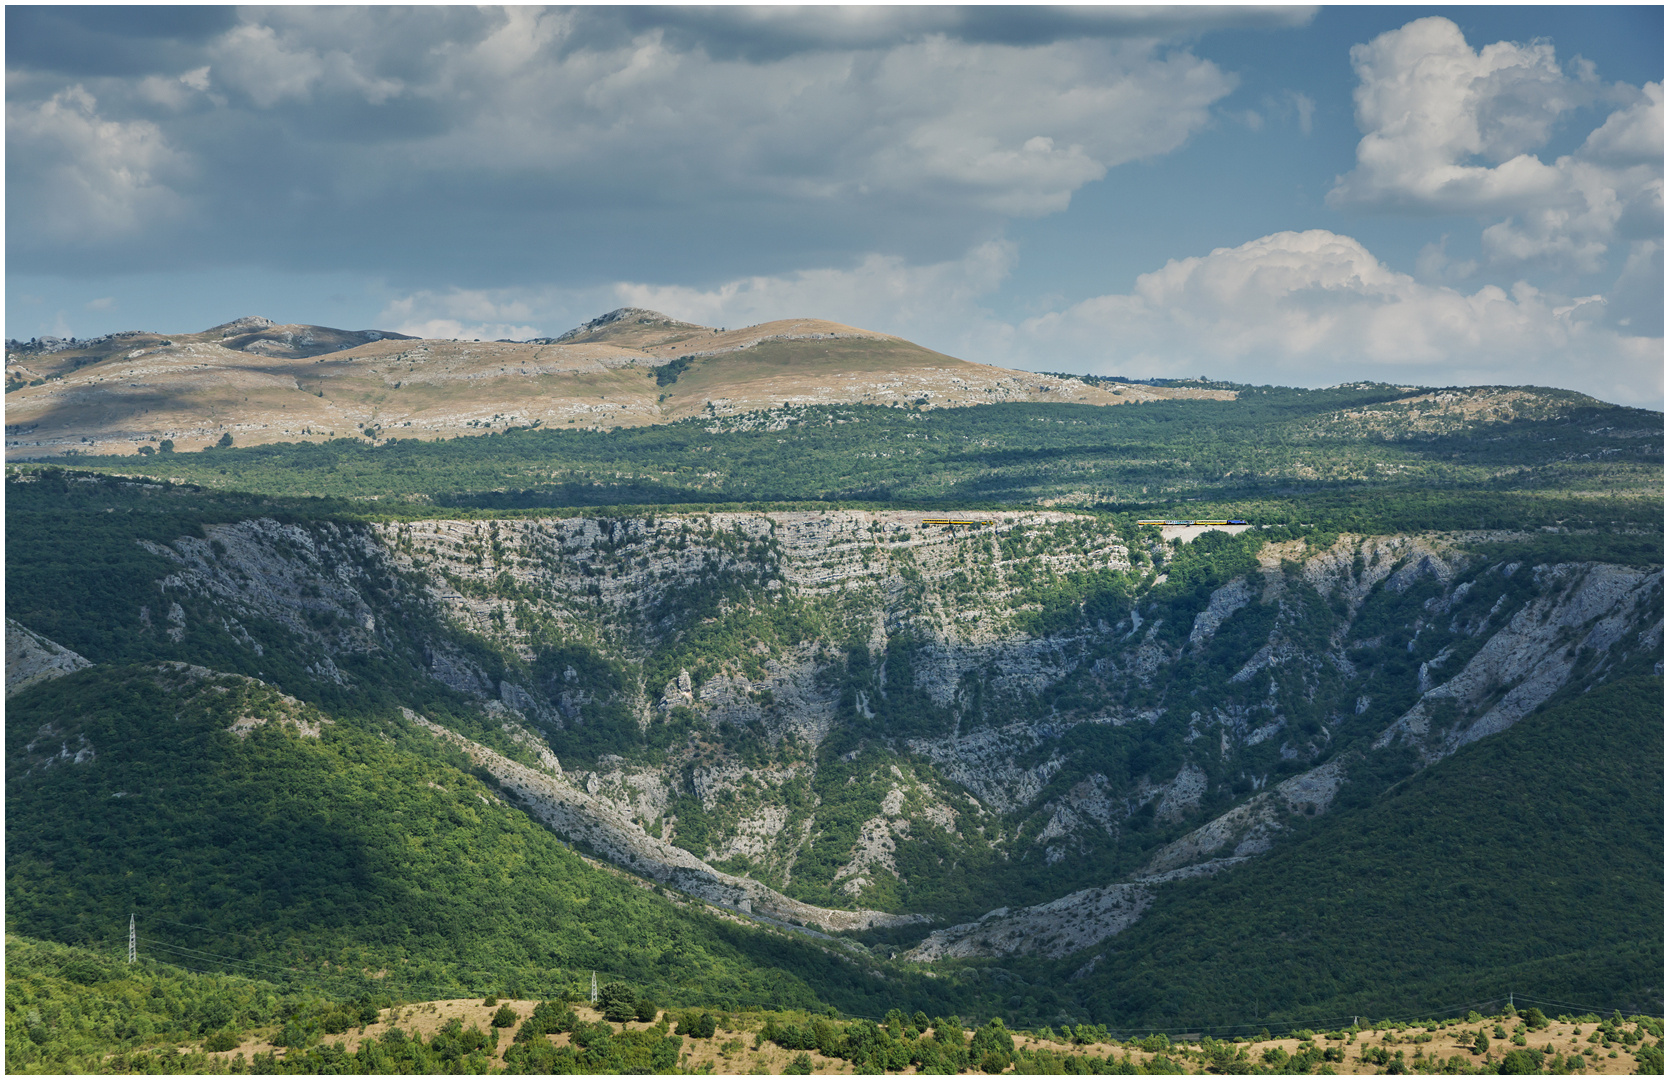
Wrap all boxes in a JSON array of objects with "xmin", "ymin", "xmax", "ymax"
[{"xmin": 4, "ymin": 308, "xmax": 1231, "ymax": 457}]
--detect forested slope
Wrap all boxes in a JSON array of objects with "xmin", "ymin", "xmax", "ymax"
[
  {"xmin": 1057, "ymin": 671, "xmax": 1665, "ymax": 1028},
  {"xmin": 4, "ymin": 662, "xmax": 894, "ymax": 1015}
]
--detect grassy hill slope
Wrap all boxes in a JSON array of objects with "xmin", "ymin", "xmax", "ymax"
[{"xmin": 5, "ymin": 311, "xmax": 1148, "ymax": 458}]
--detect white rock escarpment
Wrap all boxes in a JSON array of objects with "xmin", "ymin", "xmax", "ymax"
[{"xmin": 405, "ymin": 709, "xmax": 926, "ymax": 933}]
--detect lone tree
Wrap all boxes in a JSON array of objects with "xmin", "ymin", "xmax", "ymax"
[
  {"xmin": 217, "ymin": 432, "xmax": 234, "ymax": 448},
  {"xmin": 1474, "ymin": 1030, "xmax": 1490, "ymax": 1056},
  {"xmin": 598, "ymin": 981, "xmax": 638, "ymax": 1024}
]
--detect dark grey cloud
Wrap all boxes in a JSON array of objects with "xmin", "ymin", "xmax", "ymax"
[{"xmin": 6, "ymin": 6, "xmax": 239, "ymax": 76}]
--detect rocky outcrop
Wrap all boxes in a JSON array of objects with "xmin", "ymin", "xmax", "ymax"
[
  {"xmin": 1140, "ymin": 756, "xmax": 1351, "ymax": 876},
  {"xmin": 407, "ymin": 710, "xmax": 925, "ymax": 933},
  {"xmin": 1375, "ymin": 562, "xmax": 1663, "ymax": 760},
  {"xmin": 904, "ymin": 859, "xmax": 1244, "ymax": 961},
  {"xmin": 6, "ymin": 620, "xmax": 92, "ymax": 696},
  {"xmin": 1188, "ymin": 578, "xmax": 1255, "ymax": 649}
]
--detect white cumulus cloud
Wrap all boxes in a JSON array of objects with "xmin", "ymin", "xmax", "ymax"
[
  {"xmin": 9, "ymin": 6, "xmax": 1240, "ymax": 268},
  {"xmin": 5, "ymin": 85, "xmax": 190, "ymax": 244},
  {"xmin": 1328, "ymin": 17, "xmax": 1663, "ymax": 278},
  {"xmin": 379, "ymin": 287, "xmax": 544, "ymax": 341},
  {"xmin": 1016, "ymin": 230, "xmax": 1662, "ymax": 406}
]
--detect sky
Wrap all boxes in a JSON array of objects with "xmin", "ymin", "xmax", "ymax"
[{"xmin": 6, "ymin": 5, "xmax": 1663, "ymax": 407}]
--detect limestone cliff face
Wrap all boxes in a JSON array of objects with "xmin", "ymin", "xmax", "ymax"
[{"xmin": 118, "ymin": 511, "xmax": 1661, "ymax": 954}]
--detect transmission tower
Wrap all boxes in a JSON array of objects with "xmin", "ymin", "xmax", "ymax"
[
  {"xmin": 590, "ymin": 971, "xmax": 599, "ymax": 1004},
  {"xmin": 128, "ymin": 914, "xmax": 136, "ymax": 964}
]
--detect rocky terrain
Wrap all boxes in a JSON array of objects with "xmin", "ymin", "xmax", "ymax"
[
  {"xmin": 3, "ymin": 308, "xmax": 1229, "ymax": 458},
  {"xmin": 11, "ymin": 479, "xmax": 1656, "ymax": 958},
  {"xmin": 5, "ymin": 619, "xmax": 91, "ymax": 696}
]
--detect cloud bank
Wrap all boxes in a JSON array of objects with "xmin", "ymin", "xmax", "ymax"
[{"xmin": 6, "ymin": 7, "xmax": 1246, "ymax": 280}]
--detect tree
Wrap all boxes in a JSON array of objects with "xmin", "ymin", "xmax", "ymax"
[
  {"xmin": 492, "ymin": 1005, "xmax": 519, "ymax": 1028},
  {"xmin": 598, "ymin": 982, "xmax": 638, "ymax": 1023},
  {"xmin": 676, "ymin": 1011, "xmax": 717, "ymax": 1039},
  {"xmin": 970, "ymin": 1018, "xmax": 1015, "ymax": 1074},
  {"xmin": 159, "ymin": 439, "xmax": 174, "ymax": 452},
  {"xmin": 1474, "ymin": 1030, "xmax": 1490, "ymax": 1055},
  {"xmin": 218, "ymin": 433, "xmax": 234, "ymax": 448}
]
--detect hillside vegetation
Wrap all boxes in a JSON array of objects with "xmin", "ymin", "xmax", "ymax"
[
  {"xmin": 31, "ymin": 388, "xmax": 1662, "ymax": 506},
  {"xmin": 4, "ymin": 364, "xmax": 1661, "ymax": 1054},
  {"xmin": 5, "ymin": 663, "xmax": 893, "ymax": 1016},
  {"xmin": 5, "ymin": 459, "xmax": 1660, "ymax": 1032}
]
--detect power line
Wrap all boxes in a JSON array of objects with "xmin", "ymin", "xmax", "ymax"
[{"xmin": 1514, "ymin": 994, "xmax": 1644, "ymax": 1017}]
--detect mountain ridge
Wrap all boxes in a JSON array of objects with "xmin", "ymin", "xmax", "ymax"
[{"xmin": 4, "ymin": 310, "xmax": 1230, "ymax": 459}]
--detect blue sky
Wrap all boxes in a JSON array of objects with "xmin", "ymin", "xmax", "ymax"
[{"xmin": 7, "ymin": 6, "xmax": 1662, "ymax": 406}]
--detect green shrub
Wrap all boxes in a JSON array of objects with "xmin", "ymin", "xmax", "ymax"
[
  {"xmin": 515, "ymin": 1000, "xmax": 579, "ymax": 1043},
  {"xmin": 492, "ymin": 1005, "xmax": 520, "ymax": 1028},
  {"xmin": 676, "ymin": 1010, "xmax": 717, "ymax": 1039},
  {"xmin": 203, "ymin": 1029, "xmax": 241, "ymax": 1053}
]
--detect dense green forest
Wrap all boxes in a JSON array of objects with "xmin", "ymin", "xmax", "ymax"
[{"xmin": 37, "ymin": 389, "xmax": 1663, "ymax": 508}]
